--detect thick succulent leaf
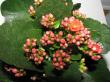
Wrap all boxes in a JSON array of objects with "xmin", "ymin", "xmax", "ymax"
[
  {"xmin": 72, "ymin": 3, "xmax": 81, "ymax": 11},
  {"xmin": 0, "ymin": 0, "xmax": 73, "ymax": 70},
  {"xmin": 83, "ymin": 59, "xmax": 110, "ymax": 82},
  {"xmin": 45, "ymin": 62, "xmax": 82, "ymax": 82},
  {"xmin": 53, "ymin": 20, "xmax": 61, "ymax": 29},
  {"xmin": 71, "ymin": 54, "xmax": 82, "ymax": 61},
  {"xmin": 35, "ymin": 0, "xmax": 73, "ymax": 20},
  {"xmin": 83, "ymin": 18, "xmax": 110, "ymax": 54},
  {"xmin": 60, "ymin": 62, "xmax": 82, "ymax": 82}
]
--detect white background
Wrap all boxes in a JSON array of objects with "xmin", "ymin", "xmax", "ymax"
[{"xmin": 0, "ymin": 0, "xmax": 110, "ymax": 71}]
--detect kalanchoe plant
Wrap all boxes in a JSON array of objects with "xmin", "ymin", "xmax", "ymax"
[{"xmin": 0, "ymin": 0, "xmax": 110, "ymax": 82}]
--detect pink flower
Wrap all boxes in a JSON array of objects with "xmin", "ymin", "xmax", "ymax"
[
  {"xmin": 87, "ymin": 40, "xmax": 103, "ymax": 54},
  {"xmin": 91, "ymin": 44, "xmax": 103, "ymax": 54}
]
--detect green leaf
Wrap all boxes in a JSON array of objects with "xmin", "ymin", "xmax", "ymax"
[
  {"xmin": 44, "ymin": 61, "xmax": 54, "ymax": 76},
  {"xmin": 53, "ymin": 20, "xmax": 61, "ymax": 29},
  {"xmin": 84, "ymin": 59, "xmax": 110, "ymax": 82},
  {"xmin": 72, "ymin": 3, "xmax": 81, "ymax": 11},
  {"xmin": 46, "ymin": 62, "xmax": 82, "ymax": 82},
  {"xmin": 35, "ymin": 0, "xmax": 73, "ymax": 20},
  {"xmin": 61, "ymin": 62, "xmax": 82, "ymax": 82},
  {"xmin": 71, "ymin": 54, "xmax": 82, "ymax": 61},
  {"xmin": 83, "ymin": 18, "xmax": 110, "ymax": 54},
  {"xmin": 0, "ymin": 0, "xmax": 73, "ymax": 70}
]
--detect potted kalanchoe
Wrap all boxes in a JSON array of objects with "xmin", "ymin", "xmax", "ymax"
[{"xmin": 0, "ymin": 0, "xmax": 110, "ymax": 82}]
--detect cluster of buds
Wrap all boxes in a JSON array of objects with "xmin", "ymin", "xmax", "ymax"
[
  {"xmin": 23, "ymin": 38, "xmax": 37, "ymax": 53},
  {"xmin": 40, "ymin": 31, "xmax": 68, "ymax": 48},
  {"xmin": 66, "ymin": 27, "xmax": 90, "ymax": 46},
  {"xmin": 80, "ymin": 39, "xmax": 102, "ymax": 60},
  {"xmin": 73, "ymin": 28, "xmax": 91, "ymax": 46},
  {"xmin": 55, "ymin": 31, "xmax": 68, "ymax": 48},
  {"xmin": 72, "ymin": 10, "xmax": 86, "ymax": 19},
  {"xmin": 78, "ymin": 28, "xmax": 90, "ymax": 39},
  {"xmin": 87, "ymin": 40, "xmax": 103, "ymax": 54},
  {"xmin": 52, "ymin": 50, "xmax": 70, "ymax": 70},
  {"xmin": 87, "ymin": 40, "xmax": 102, "ymax": 60},
  {"xmin": 40, "ymin": 31, "xmax": 55, "ymax": 46},
  {"xmin": 79, "ymin": 58, "xmax": 87, "ymax": 73},
  {"xmin": 33, "ymin": 48, "xmax": 48, "ymax": 64},
  {"xmin": 34, "ymin": 0, "xmax": 43, "ymax": 5},
  {"xmin": 61, "ymin": 16, "xmax": 84, "ymax": 32},
  {"xmin": 59, "ymin": 39, "xmax": 68, "ymax": 48},
  {"xmin": 55, "ymin": 31, "xmax": 63, "ymax": 42},
  {"xmin": 41, "ymin": 13, "xmax": 55, "ymax": 28},
  {"xmin": 66, "ymin": 33, "xmax": 82, "ymax": 46},
  {"xmin": 5, "ymin": 66, "xmax": 26, "ymax": 77},
  {"xmin": 23, "ymin": 38, "xmax": 48, "ymax": 64},
  {"xmin": 66, "ymin": 34, "xmax": 74, "ymax": 44},
  {"xmin": 28, "ymin": 5, "xmax": 36, "ymax": 17}
]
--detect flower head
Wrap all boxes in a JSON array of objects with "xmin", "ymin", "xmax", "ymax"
[
  {"xmin": 52, "ymin": 50, "xmax": 70, "ymax": 70},
  {"xmin": 34, "ymin": 0, "xmax": 43, "ymax": 5},
  {"xmin": 72, "ymin": 10, "xmax": 86, "ymax": 19},
  {"xmin": 28, "ymin": 5, "xmax": 36, "ymax": 17},
  {"xmin": 61, "ymin": 16, "xmax": 84, "ymax": 32},
  {"xmin": 41, "ymin": 13, "xmax": 55, "ymax": 28},
  {"xmin": 40, "ymin": 31, "xmax": 55, "ymax": 46},
  {"xmin": 87, "ymin": 40, "xmax": 103, "ymax": 54}
]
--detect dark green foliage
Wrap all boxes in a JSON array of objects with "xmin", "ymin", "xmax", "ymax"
[
  {"xmin": 44, "ymin": 62, "xmax": 82, "ymax": 82},
  {"xmin": 84, "ymin": 59, "xmax": 110, "ymax": 82},
  {"xmin": 71, "ymin": 54, "xmax": 82, "ymax": 61},
  {"xmin": 72, "ymin": 3, "xmax": 81, "ymax": 11},
  {"xmin": 0, "ymin": 62, "xmax": 13, "ymax": 82},
  {"xmin": 0, "ymin": 0, "xmax": 110, "ymax": 82}
]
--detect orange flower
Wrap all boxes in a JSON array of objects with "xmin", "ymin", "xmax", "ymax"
[
  {"xmin": 61, "ymin": 16, "xmax": 84, "ymax": 32},
  {"xmin": 68, "ymin": 18, "xmax": 84, "ymax": 32}
]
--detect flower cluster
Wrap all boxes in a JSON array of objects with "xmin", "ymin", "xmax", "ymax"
[
  {"xmin": 34, "ymin": 0, "xmax": 43, "ymax": 5},
  {"xmin": 5, "ymin": 66, "xmax": 26, "ymax": 77},
  {"xmin": 87, "ymin": 40, "xmax": 102, "ymax": 54},
  {"xmin": 59, "ymin": 39, "xmax": 68, "ymax": 49},
  {"xmin": 28, "ymin": 6, "xmax": 36, "ymax": 17},
  {"xmin": 61, "ymin": 16, "xmax": 84, "ymax": 32},
  {"xmin": 87, "ymin": 40, "xmax": 102, "ymax": 60},
  {"xmin": 33, "ymin": 48, "xmax": 48, "ymax": 64},
  {"xmin": 40, "ymin": 31, "xmax": 55, "ymax": 46},
  {"xmin": 40, "ymin": 31, "xmax": 68, "ymax": 48},
  {"xmin": 23, "ymin": 38, "xmax": 37, "ymax": 53},
  {"xmin": 79, "ymin": 58, "xmax": 87, "ymax": 73},
  {"xmin": 41, "ymin": 13, "xmax": 55, "ymax": 28},
  {"xmin": 25, "ymin": 10, "xmax": 103, "ymax": 72},
  {"xmin": 73, "ymin": 28, "xmax": 90, "ymax": 46},
  {"xmin": 72, "ymin": 10, "xmax": 86, "ymax": 19},
  {"xmin": 55, "ymin": 31, "xmax": 63, "ymax": 42},
  {"xmin": 52, "ymin": 50, "xmax": 70, "ymax": 70},
  {"xmin": 23, "ymin": 38, "xmax": 48, "ymax": 64},
  {"xmin": 55, "ymin": 31, "xmax": 68, "ymax": 48}
]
